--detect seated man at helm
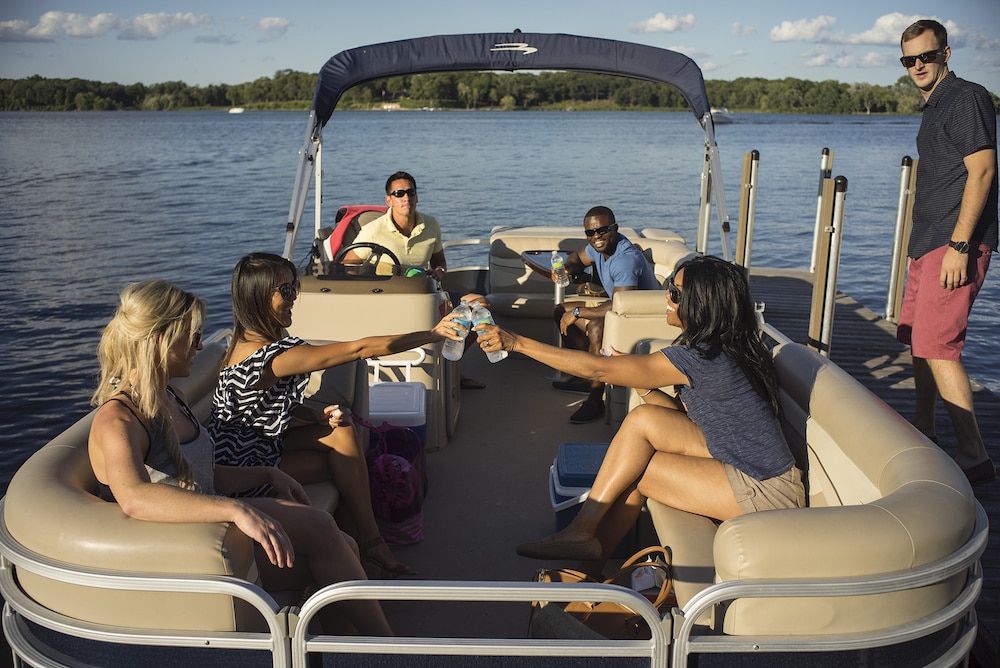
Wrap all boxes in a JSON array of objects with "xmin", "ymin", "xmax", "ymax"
[
  {"xmin": 553, "ymin": 206, "xmax": 660, "ymax": 424},
  {"xmin": 342, "ymin": 171, "xmax": 448, "ymax": 280},
  {"xmin": 342, "ymin": 170, "xmax": 488, "ymax": 389}
]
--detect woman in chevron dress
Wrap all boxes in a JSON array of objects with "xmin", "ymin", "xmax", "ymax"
[{"xmin": 210, "ymin": 252, "xmax": 461, "ymax": 577}]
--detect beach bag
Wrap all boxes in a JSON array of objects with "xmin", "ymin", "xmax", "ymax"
[
  {"xmin": 529, "ymin": 546, "xmax": 673, "ymax": 640},
  {"xmin": 356, "ymin": 414, "xmax": 426, "ymax": 544}
]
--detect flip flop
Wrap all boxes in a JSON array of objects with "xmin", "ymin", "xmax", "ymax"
[{"xmin": 461, "ymin": 377, "xmax": 486, "ymax": 390}]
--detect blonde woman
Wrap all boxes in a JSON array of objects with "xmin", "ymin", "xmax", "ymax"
[{"xmin": 88, "ymin": 279, "xmax": 393, "ymax": 635}]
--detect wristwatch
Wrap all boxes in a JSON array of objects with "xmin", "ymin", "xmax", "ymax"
[
  {"xmin": 572, "ymin": 307, "xmax": 581, "ymax": 318},
  {"xmin": 949, "ymin": 240, "xmax": 970, "ymax": 254}
]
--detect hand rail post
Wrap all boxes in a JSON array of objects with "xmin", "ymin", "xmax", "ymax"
[{"xmin": 885, "ymin": 156, "xmax": 915, "ymax": 323}]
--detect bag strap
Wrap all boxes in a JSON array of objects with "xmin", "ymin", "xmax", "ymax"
[{"xmin": 605, "ymin": 546, "xmax": 673, "ymax": 610}]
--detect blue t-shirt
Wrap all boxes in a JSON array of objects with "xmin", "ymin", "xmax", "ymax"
[
  {"xmin": 661, "ymin": 345, "xmax": 793, "ymax": 481},
  {"xmin": 584, "ymin": 235, "xmax": 660, "ymax": 293}
]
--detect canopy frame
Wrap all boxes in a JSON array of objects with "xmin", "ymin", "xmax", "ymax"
[{"xmin": 283, "ymin": 32, "xmax": 730, "ymax": 261}]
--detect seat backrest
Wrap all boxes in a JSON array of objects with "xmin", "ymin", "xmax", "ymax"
[
  {"xmin": 323, "ymin": 205, "xmax": 388, "ymax": 262},
  {"xmin": 288, "ymin": 276, "xmax": 450, "ymax": 451},
  {"xmin": 603, "ymin": 295, "xmax": 682, "ymax": 429},
  {"xmin": 631, "ymin": 238, "xmax": 698, "ymax": 286},
  {"xmin": 711, "ymin": 342, "xmax": 976, "ymax": 636},
  {"xmin": 3, "ymin": 340, "xmax": 260, "ymax": 632}
]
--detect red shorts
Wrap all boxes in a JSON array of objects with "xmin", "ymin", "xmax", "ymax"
[{"xmin": 897, "ymin": 242, "xmax": 991, "ymax": 361}]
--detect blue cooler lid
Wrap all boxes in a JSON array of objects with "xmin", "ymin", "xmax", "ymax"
[{"xmin": 555, "ymin": 442, "xmax": 610, "ymax": 489}]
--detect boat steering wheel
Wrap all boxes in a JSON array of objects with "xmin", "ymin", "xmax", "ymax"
[{"xmin": 333, "ymin": 242, "xmax": 401, "ymax": 275}]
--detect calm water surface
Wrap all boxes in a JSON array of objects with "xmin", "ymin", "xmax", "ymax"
[{"xmin": 1, "ymin": 110, "xmax": 997, "ymax": 491}]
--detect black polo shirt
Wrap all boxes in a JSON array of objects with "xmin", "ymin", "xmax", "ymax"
[{"xmin": 910, "ymin": 71, "xmax": 998, "ymax": 259}]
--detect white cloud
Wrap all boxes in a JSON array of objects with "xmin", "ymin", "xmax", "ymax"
[
  {"xmin": 255, "ymin": 17, "xmax": 290, "ymax": 42},
  {"xmin": 119, "ymin": 13, "xmax": 212, "ymax": 41},
  {"xmin": 858, "ymin": 52, "xmax": 890, "ymax": 68},
  {"xmin": 843, "ymin": 13, "xmax": 960, "ymax": 46},
  {"xmin": 196, "ymin": 34, "xmax": 239, "ymax": 45},
  {"xmin": 804, "ymin": 54, "xmax": 832, "ymax": 68},
  {"xmin": 732, "ymin": 22, "xmax": 756, "ymax": 37},
  {"xmin": 0, "ymin": 11, "xmax": 213, "ymax": 42},
  {"xmin": 628, "ymin": 13, "xmax": 695, "ymax": 34},
  {"xmin": 0, "ymin": 19, "xmax": 38, "ymax": 42},
  {"xmin": 770, "ymin": 16, "xmax": 836, "ymax": 42},
  {"xmin": 24, "ymin": 12, "xmax": 122, "ymax": 39}
]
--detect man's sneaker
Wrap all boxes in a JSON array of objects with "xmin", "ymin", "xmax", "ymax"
[
  {"xmin": 552, "ymin": 379, "xmax": 591, "ymax": 395},
  {"xmin": 570, "ymin": 400, "xmax": 605, "ymax": 424}
]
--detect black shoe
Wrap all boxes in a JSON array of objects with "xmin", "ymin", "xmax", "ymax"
[
  {"xmin": 553, "ymin": 379, "xmax": 591, "ymax": 395},
  {"xmin": 962, "ymin": 459, "xmax": 996, "ymax": 486},
  {"xmin": 570, "ymin": 400, "xmax": 605, "ymax": 424}
]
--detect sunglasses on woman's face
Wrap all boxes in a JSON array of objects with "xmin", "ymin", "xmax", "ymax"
[
  {"xmin": 273, "ymin": 280, "xmax": 300, "ymax": 300},
  {"xmin": 667, "ymin": 281, "xmax": 682, "ymax": 303}
]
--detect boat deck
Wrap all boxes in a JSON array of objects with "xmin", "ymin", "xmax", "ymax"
[
  {"xmin": 381, "ymin": 265, "xmax": 999, "ymax": 663},
  {"xmin": 748, "ymin": 266, "xmax": 1000, "ymax": 667}
]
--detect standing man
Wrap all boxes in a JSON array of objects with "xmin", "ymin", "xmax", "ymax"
[
  {"xmin": 898, "ymin": 19, "xmax": 998, "ymax": 484},
  {"xmin": 552, "ymin": 206, "xmax": 660, "ymax": 424}
]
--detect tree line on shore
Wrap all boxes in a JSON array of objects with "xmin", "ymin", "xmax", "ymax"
[{"xmin": 3, "ymin": 68, "xmax": 997, "ymax": 114}]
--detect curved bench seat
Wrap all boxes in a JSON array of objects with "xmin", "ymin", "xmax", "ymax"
[{"xmin": 638, "ymin": 341, "xmax": 984, "ymax": 662}]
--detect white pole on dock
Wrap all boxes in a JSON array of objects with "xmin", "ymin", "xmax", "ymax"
[
  {"xmin": 810, "ymin": 148, "xmax": 834, "ymax": 274},
  {"xmin": 886, "ymin": 156, "xmax": 916, "ymax": 323},
  {"xmin": 820, "ymin": 176, "xmax": 849, "ymax": 357},
  {"xmin": 735, "ymin": 150, "xmax": 760, "ymax": 270}
]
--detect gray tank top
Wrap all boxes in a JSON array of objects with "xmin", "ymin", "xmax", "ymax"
[{"xmin": 101, "ymin": 388, "xmax": 216, "ymax": 499}]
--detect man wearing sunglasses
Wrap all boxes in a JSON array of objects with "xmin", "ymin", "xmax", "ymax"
[
  {"xmin": 343, "ymin": 171, "xmax": 449, "ymax": 282},
  {"xmin": 897, "ymin": 20, "xmax": 998, "ymax": 484},
  {"xmin": 344, "ymin": 171, "xmax": 489, "ymax": 389},
  {"xmin": 552, "ymin": 206, "xmax": 660, "ymax": 423}
]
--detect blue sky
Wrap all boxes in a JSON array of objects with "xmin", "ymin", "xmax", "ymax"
[{"xmin": 2, "ymin": 1, "xmax": 998, "ymax": 95}]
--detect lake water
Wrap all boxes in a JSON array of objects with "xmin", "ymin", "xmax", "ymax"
[{"xmin": 1, "ymin": 110, "xmax": 997, "ymax": 492}]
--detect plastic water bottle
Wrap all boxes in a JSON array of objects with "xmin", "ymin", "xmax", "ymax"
[
  {"xmin": 551, "ymin": 250, "xmax": 570, "ymax": 287},
  {"xmin": 472, "ymin": 302, "xmax": 508, "ymax": 363},
  {"xmin": 442, "ymin": 300, "xmax": 472, "ymax": 361}
]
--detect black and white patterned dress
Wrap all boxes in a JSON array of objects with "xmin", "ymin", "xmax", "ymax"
[{"xmin": 210, "ymin": 336, "xmax": 309, "ymax": 497}]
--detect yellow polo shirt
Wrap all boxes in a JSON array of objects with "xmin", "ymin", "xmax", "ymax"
[{"xmin": 353, "ymin": 211, "xmax": 444, "ymax": 274}]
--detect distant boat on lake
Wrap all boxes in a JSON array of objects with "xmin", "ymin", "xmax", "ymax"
[
  {"xmin": 710, "ymin": 106, "xmax": 733, "ymax": 124},
  {"xmin": 228, "ymin": 107, "xmax": 245, "ymax": 114}
]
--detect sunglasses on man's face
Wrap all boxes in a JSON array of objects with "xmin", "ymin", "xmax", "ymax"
[
  {"xmin": 585, "ymin": 224, "xmax": 616, "ymax": 237},
  {"xmin": 388, "ymin": 188, "xmax": 417, "ymax": 198},
  {"xmin": 273, "ymin": 280, "xmax": 300, "ymax": 300},
  {"xmin": 900, "ymin": 49, "xmax": 944, "ymax": 69}
]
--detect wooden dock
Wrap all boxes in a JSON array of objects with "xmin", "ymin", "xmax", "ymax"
[{"xmin": 749, "ymin": 267, "xmax": 1000, "ymax": 667}]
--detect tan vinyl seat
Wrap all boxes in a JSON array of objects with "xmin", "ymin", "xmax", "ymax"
[
  {"xmin": 645, "ymin": 341, "xmax": 976, "ymax": 635},
  {"xmin": 1, "ymin": 337, "xmax": 359, "ymax": 632},
  {"xmin": 601, "ymin": 292, "xmax": 682, "ymax": 428},
  {"xmin": 288, "ymin": 274, "xmax": 455, "ymax": 450}
]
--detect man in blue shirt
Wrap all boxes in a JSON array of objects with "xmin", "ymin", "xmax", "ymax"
[
  {"xmin": 897, "ymin": 19, "xmax": 998, "ymax": 485},
  {"xmin": 552, "ymin": 206, "xmax": 660, "ymax": 423}
]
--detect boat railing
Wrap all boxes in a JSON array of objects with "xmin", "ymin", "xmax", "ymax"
[
  {"xmin": 0, "ymin": 497, "xmax": 291, "ymax": 668},
  {"xmin": 671, "ymin": 500, "xmax": 988, "ymax": 666},
  {"xmin": 291, "ymin": 579, "xmax": 669, "ymax": 668}
]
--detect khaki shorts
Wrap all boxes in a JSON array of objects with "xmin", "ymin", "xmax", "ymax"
[{"xmin": 724, "ymin": 464, "xmax": 805, "ymax": 513}]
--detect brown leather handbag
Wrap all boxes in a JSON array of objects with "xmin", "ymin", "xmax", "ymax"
[{"xmin": 530, "ymin": 545, "xmax": 674, "ymax": 640}]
